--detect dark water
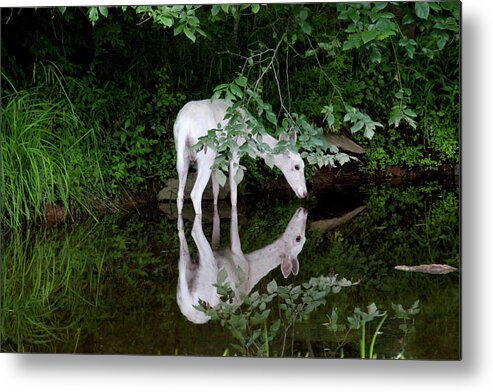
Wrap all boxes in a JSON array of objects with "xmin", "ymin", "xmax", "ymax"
[{"xmin": 1, "ymin": 181, "xmax": 460, "ymax": 359}]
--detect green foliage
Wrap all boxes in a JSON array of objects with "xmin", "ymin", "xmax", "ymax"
[
  {"xmin": 0, "ymin": 79, "xmax": 110, "ymax": 228},
  {"xmin": 1, "ymin": 3, "xmax": 460, "ymax": 226},
  {"xmin": 195, "ymin": 275, "xmax": 357, "ymax": 357},
  {"xmin": 325, "ymin": 300, "xmax": 420, "ymax": 359}
]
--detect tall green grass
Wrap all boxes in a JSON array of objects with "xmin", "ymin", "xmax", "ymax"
[
  {"xmin": 1, "ymin": 224, "xmax": 106, "ymax": 352},
  {"xmin": 1, "ymin": 78, "xmax": 110, "ymax": 228}
]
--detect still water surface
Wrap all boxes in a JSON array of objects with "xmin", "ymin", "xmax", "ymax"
[{"xmin": 1, "ymin": 181, "xmax": 460, "ymax": 359}]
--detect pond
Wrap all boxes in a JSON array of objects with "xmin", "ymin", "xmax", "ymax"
[{"xmin": 1, "ymin": 180, "xmax": 460, "ymax": 359}]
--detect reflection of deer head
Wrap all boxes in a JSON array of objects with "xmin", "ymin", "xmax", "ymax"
[{"xmin": 176, "ymin": 207, "xmax": 308, "ymax": 324}]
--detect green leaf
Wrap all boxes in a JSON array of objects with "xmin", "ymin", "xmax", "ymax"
[
  {"xmin": 233, "ymin": 167, "xmax": 244, "ymax": 184},
  {"xmin": 415, "ymin": 2, "xmax": 430, "ymax": 20},
  {"xmin": 350, "ymin": 121, "xmax": 364, "ymax": 133},
  {"xmin": 348, "ymin": 9, "xmax": 360, "ymax": 23},
  {"xmin": 211, "ymin": 5, "xmax": 220, "ymax": 16},
  {"xmin": 370, "ymin": 46, "xmax": 382, "ymax": 63},
  {"xmin": 267, "ymin": 280, "xmax": 278, "ymax": 294},
  {"xmin": 161, "ymin": 16, "xmax": 174, "ymax": 27},
  {"xmin": 88, "ymin": 7, "xmax": 99, "ymax": 25},
  {"xmin": 251, "ymin": 4, "xmax": 260, "ymax": 14},
  {"xmin": 98, "ymin": 7, "xmax": 108, "ymax": 18},
  {"xmin": 173, "ymin": 23, "xmax": 185, "ymax": 36},
  {"xmin": 342, "ymin": 40, "xmax": 354, "ymax": 51},
  {"xmin": 437, "ymin": 37, "xmax": 447, "ymax": 50},
  {"xmin": 299, "ymin": 9, "xmax": 309, "ymax": 22},
  {"xmin": 265, "ymin": 111, "xmax": 277, "ymax": 125},
  {"xmin": 327, "ymin": 113, "xmax": 335, "ymax": 126},
  {"xmin": 403, "ymin": 108, "xmax": 417, "ymax": 117},
  {"xmin": 264, "ymin": 154, "xmax": 275, "ymax": 169},
  {"xmin": 402, "ymin": 13, "xmax": 414, "ymax": 25},
  {"xmin": 230, "ymin": 83, "xmax": 243, "ymax": 98},
  {"xmin": 183, "ymin": 27, "xmax": 196, "ymax": 42},
  {"xmin": 235, "ymin": 76, "xmax": 247, "ymax": 87},
  {"xmin": 214, "ymin": 169, "xmax": 227, "ymax": 187},
  {"xmin": 301, "ymin": 21, "xmax": 312, "ymax": 35},
  {"xmin": 217, "ymin": 269, "xmax": 228, "ymax": 285},
  {"xmin": 361, "ymin": 29, "xmax": 378, "ymax": 44},
  {"xmin": 373, "ymin": 2, "xmax": 388, "ymax": 12},
  {"xmin": 364, "ymin": 127, "xmax": 375, "ymax": 139}
]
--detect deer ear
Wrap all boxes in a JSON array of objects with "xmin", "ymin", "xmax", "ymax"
[
  {"xmin": 291, "ymin": 257, "xmax": 299, "ymax": 276},
  {"xmin": 281, "ymin": 254, "xmax": 292, "ymax": 278},
  {"xmin": 279, "ymin": 128, "xmax": 297, "ymax": 142},
  {"xmin": 289, "ymin": 127, "xmax": 297, "ymax": 142}
]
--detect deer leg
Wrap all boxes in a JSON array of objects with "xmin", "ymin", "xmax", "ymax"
[
  {"xmin": 191, "ymin": 153, "xmax": 214, "ymax": 215},
  {"xmin": 212, "ymin": 171, "xmax": 220, "ymax": 206},
  {"xmin": 176, "ymin": 145, "xmax": 190, "ymax": 215},
  {"xmin": 212, "ymin": 204, "xmax": 220, "ymax": 250},
  {"xmin": 229, "ymin": 152, "xmax": 240, "ymax": 207},
  {"xmin": 191, "ymin": 215, "xmax": 215, "ymax": 263},
  {"xmin": 230, "ymin": 206, "xmax": 242, "ymax": 254}
]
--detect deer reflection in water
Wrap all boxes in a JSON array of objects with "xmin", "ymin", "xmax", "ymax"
[{"xmin": 177, "ymin": 207, "xmax": 308, "ymax": 324}]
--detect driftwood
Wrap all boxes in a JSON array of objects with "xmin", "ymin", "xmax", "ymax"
[
  {"xmin": 394, "ymin": 264, "xmax": 458, "ymax": 275},
  {"xmin": 157, "ymin": 171, "xmax": 234, "ymax": 202},
  {"xmin": 310, "ymin": 205, "xmax": 366, "ymax": 233},
  {"xmin": 324, "ymin": 134, "xmax": 366, "ymax": 154}
]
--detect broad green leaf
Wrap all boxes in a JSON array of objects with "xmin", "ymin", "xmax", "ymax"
[
  {"xmin": 98, "ymin": 7, "xmax": 108, "ymax": 18},
  {"xmin": 233, "ymin": 167, "xmax": 244, "ymax": 184},
  {"xmin": 161, "ymin": 16, "xmax": 174, "ymax": 27},
  {"xmin": 362, "ymin": 29, "xmax": 378, "ymax": 44},
  {"xmin": 367, "ymin": 303, "xmax": 378, "ymax": 315},
  {"xmin": 217, "ymin": 268, "xmax": 228, "ymax": 285},
  {"xmin": 402, "ymin": 13, "xmax": 414, "ymax": 25},
  {"xmin": 183, "ymin": 27, "xmax": 196, "ymax": 42},
  {"xmin": 372, "ymin": 2, "xmax": 388, "ymax": 12},
  {"xmin": 437, "ymin": 37, "xmax": 447, "ymax": 50},
  {"xmin": 342, "ymin": 40, "xmax": 353, "ymax": 51},
  {"xmin": 350, "ymin": 120, "xmax": 364, "ymax": 133},
  {"xmin": 230, "ymin": 83, "xmax": 243, "ymax": 98},
  {"xmin": 403, "ymin": 108, "xmax": 417, "ymax": 117},
  {"xmin": 327, "ymin": 113, "xmax": 335, "ymax": 126},
  {"xmin": 264, "ymin": 154, "xmax": 275, "ymax": 169},
  {"xmin": 211, "ymin": 5, "xmax": 220, "ymax": 16},
  {"xmin": 370, "ymin": 46, "xmax": 382, "ymax": 63},
  {"xmin": 214, "ymin": 169, "xmax": 227, "ymax": 187},
  {"xmin": 251, "ymin": 4, "xmax": 260, "ymax": 14},
  {"xmin": 415, "ymin": 2, "xmax": 430, "ymax": 20},
  {"xmin": 235, "ymin": 75, "xmax": 247, "ymax": 87},
  {"xmin": 88, "ymin": 7, "xmax": 99, "ymax": 25},
  {"xmin": 267, "ymin": 280, "xmax": 278, "ymax": 294},
  {"xmin": 364, "ymin": 127, "xmax": 375, "ymax": 139},
  {"xmin": 173, "ymin": 23, "xmax": 185, "ymax": 36},
  {"xmin": 265, "ymin": 110, "xmax": 277, "ymax": 125},
  {"xmin": 348, "ymin": 9, "xmax": 360, "ymax": 23},
  {"xmin": 301, "ymin": 21, "xmax": 312, "ymax": 35}
]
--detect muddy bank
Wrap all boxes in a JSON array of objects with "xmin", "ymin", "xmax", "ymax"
[{"xmin": 42, "ymin": 163, "xmax": 459, "ymax": 227}]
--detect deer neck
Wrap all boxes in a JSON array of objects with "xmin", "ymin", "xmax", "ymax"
[
  {"xmin": 245, "ymin": 238, "xmax": 288, "ymax": 291},
  {"xmin": 252, "ymin": 133, "xmax": 279, "ymax": 159}
]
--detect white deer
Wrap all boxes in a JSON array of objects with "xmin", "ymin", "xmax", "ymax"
[
  {"xmin": 173, "ymin": 99, "xmax": 308, "ymax": 215},
  {"xmin": 177, "ymin": 206, "xmax": 308, "ymax": 324}
]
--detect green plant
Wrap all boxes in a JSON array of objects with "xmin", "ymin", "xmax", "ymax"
[
  {"xmin": 195, "ymin": 274, "xmax": 357, "ymax": 357},
  {"xmin": 1, "ymin": 81, "xmax": 110, "ymax": 228},
  {"xmin": 325, "ymin": 300, "xmax": 420, "ymax": 359}
]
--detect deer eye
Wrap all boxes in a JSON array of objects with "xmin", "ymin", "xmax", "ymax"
[
  {"xmin": 294, "ymin": 165, "xmax": 300, "ymax": 171},
  {"xmin": 296, "ymin": 236, "xmax": 302, "ymax": 242}
]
